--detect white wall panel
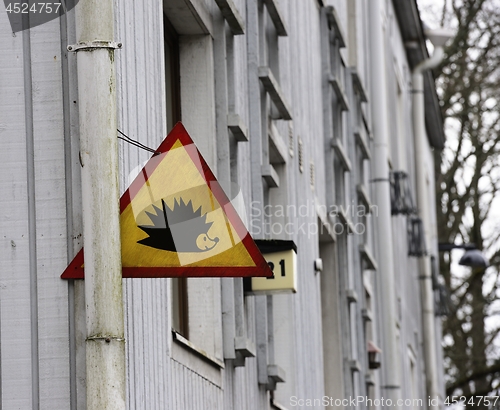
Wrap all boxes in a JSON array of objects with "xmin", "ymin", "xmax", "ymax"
[
  {"xmin": 29, "ymin": 17, "xmax": 70, "ymax": 409},
  {"xmin": 0, "ymin": 2, "xmax": 72, "ymax": 407},
  {"xmin": 0, "ymin": 8, "xmax": 34, "ymax": 408},
  {"xmin": 0, "ymin": 0, "xmax": 444, "ymax": 408}
]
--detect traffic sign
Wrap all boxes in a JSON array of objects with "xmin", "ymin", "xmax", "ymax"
[{"xmin": 61, "ymin": 123, "xmax": 272, "ymax": 279}]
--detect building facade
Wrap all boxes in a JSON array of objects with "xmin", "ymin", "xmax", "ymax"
[{"xmin": 0, "ymin": 0, "xmax": 446, "ymax": 408}]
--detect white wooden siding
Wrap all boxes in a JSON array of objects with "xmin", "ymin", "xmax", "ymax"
[
  {"xmin": 0, "ymin": 0, "xmax": 442, "ymax": 408},
  {"xmin": 0, "ymin": 5, "xmax": 71, "ymax": 409}
]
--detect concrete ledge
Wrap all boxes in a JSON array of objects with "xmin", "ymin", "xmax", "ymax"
[
  {"xmin": 351, "ymin": 70, "xmax": 368, "ymax": 102},
  {"xmin": 360, "ymin": 244, "xmax": 378, "ymax": 271},
  {"xmin": 171, "ymin": 331, "xmax": 223, "ymax": 388},
  {"xmin": 263, "ymin": 0, "xmax": 288, "ymax": 36},
  {"xmin": 349, "ymin": 359, "xmax": 361, "ymax": 372},
  {"xmin": 163, "ymin": 0, "xmax": 213, "ymax": 35},
  {"xmin": 346, "ymin": 289, "xmax": 358, "ymax": 304},
  {"xmin": 269, "ymin": 122, "xmax": 288, "ymax": 164},
  {"xmin": 354, "ymin": 126, "xmax": 371, "ymax": 159},
  {"xmin": 325, "ymin": 6, "xmax": 346, "ymax": 47},
  {"xmin": 329, "ymin": 75, "xmax": 349, "ymax": 111},
  {"xmin": 268, "ymin": 364, "xmax": 286, "ymax": 383},
  {"xmin": 262, "ymin": 163, "xmax": 280, "ymax": 188},
  {"xmin": 214, "ymin": 0, "xmax": 245, "ymax": 35},
  {"xmin": 259, "ymin": 66, "xmax": 293, "ymax": 120},
  {"xmin": 331, "ymin": 138, "xmax": 351, "ymax": 172},
  {"xmin": 356, "ymin": 184, "xmax": 372, "ymax": 210},
  {"xmin": 235, "ymin": 336, "xmax": 256, "ymax": 358},
  {"xmin": 227, "ymin": 113, "xmax": 249, "ymax": 142}
]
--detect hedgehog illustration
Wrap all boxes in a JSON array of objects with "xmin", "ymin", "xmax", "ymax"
[{"xmin": 137, "ymin": 198, "xmax": 219, "ymax": 253}]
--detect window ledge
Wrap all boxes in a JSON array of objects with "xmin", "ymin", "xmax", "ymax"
[
  {"xmin": 164, "ymin": 0, "xmax": 213, "ymax": 35},
  {"xmin": 346, "ymin": 289, "xmax": 358, "ymax": 304},
  {"xmin": 317, "ymin": 200, "xmax": 337, "ymax": 243},
  {"xmin": 263, "ymin": 0, "xmax": 288, "ymax": 36},
  {"xmin": 227, "ymin": 113, "xmax": 249, "ymax": 142},
  {"xmin": 331, "ymin": 138, "xmax": 352, "ymax": 172},
  {"xmin": 329, "ymin": 75, "xmax": 349, "ymax": 111},
  {"xmin": 262, "ymin": 163, "xmax": 280, "ymax": 188},
  {"xmin": 271, "ymin": 398, "xmax": 291, "ymax": 410},
  {"xmin": 214, "ymin": 0, "xmax": 245, "ymax": 35},
  {"xmin": 349, "ymin": 359, "xmax": 361, "ymax": 372},
  {"xmin": 334, "ymin": 207, "xmax": 355, "ymax": 234},
  {"xmin": 362, "ymin": 308, "xmax": 373, "ymax": 322},
  {"xmin": 355, "ymin": 127, "xmax": 371, "ymax": 160},
  {"xmin": 269, "ymin": 122, "xmax": 288, "ymax": 164},
  {"xmin": 325, "ymin": 6, "xmax": 346, "ymax": 47},
  {"xmin": 351, "ymin": 70, "xmax": 368, "ymax": 103},
  {"xmin": 172, "ymin": 330, "xmax": 225, "ymax": 369},
  {"xmin": 268, "ymin": 364, "xmax": 286, "ymax": 383},
  {"xmin": 360, "ymin": 244, "xmax": 378, "ymax": 271},
  {"xmin": 234, "ymin": 336, "xmax": 256, "ymax": 358},
  {"xmin": 357, "ymin": 184, "xmax": 372, "ymax": 210},
  {"xmin": 259, "ymin": 66, "xmax": 293, "ymax": 120}
]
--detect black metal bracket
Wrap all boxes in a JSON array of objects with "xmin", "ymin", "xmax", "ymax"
[{"xmin": 438, "ymin": 243, "xmax": 477, "ymax": 251}]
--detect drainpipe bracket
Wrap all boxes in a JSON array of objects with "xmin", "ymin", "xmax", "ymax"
[
  {"xmin": 87, "ymin": 335, "xmax": 125, "ymax": 343},
  {"xmin": 67, "ymin": 41, "xmax": 123, "ymax": 52}
]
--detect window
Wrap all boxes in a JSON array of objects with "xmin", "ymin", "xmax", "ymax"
[
  {"xmin": 162, "ymin": 0, "xmax": 224, "ymax": 386},
  {"xmin": 258, "ymin": 0, "xmax": 292, "ymax": 190},
  {"xmin": 254, "ymin": 0, "xmax": 292, "ymax": 393},
  {"xmin": 164, "ymin": 15, "xmax": 188, "ymax": 338},
  {"xmin": 321, "ymin": 5, "xmax": 361, "ymax": 401},
  {"xmin": 164, "ymin": 16, "xmax": 181, "ymax": 133},
  {"xmin": 351, "ymin": 70, "xmax": 377, "ymax": 269}
]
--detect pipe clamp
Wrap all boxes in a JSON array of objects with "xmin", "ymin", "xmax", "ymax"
[{"xmin": 67, "ymin": 41, "xmax": 123, "ymax": 52}]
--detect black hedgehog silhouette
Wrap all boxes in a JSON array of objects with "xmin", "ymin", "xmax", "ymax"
[{"xmin": 137, "ymin": 198, "xmax": 219, "ymax": 253}]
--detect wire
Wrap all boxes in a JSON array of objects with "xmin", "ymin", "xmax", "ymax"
[{"xmin": 117, "ymin": 129, "xmax": 159, "ymax": 154}]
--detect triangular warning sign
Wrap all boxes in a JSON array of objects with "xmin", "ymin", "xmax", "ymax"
[{"xmin": 62, "ymin": 123, "xmax": 272, "ymax": 279}]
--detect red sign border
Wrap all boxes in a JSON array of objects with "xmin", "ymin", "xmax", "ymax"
[{"xmin": 61, "ymin": 122, "xmax": 272, "ymax": 279}]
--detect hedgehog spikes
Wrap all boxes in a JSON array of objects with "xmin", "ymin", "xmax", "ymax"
[{"xmin": 137, "ymin": 198, "xmax": 219, "ymax": 253}]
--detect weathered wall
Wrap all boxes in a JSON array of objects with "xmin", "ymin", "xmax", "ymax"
[
  {"xmin": 0, "ymin": 8, "xmax": 71, "ymax": 409},
  {"xmin": 0, "ymin": 0, "xmax": 443, "ymax": 409}
]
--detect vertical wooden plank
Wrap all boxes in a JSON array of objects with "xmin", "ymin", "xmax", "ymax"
[
  {"xmin": 184, "ymin": 363, "xmax": 189, "ymax": 410},
  {"xmin": 254, "ymin": 295, "xmax": 268, "ymax": 386},
  {"xmin": 189, "ymin": 365, "xmax": 195, "ymax": 410},
  {"xmin": 164, "ymin": 335, "xmax": 171, "ymax": 409},
  {"xmin": 205, "ymin": 377, "xmax": 212, "ymax": 410},
  {"xmin": 148, "ymin": 279, "xmax": 157, "ymax": 409},
  {"xmin": 135, "ymin": 280, "xmax": 146, "ymax": 407},
  {"xmin": 140, "ymin": 279, "xmax": 149, "ymax": 408},
  {"xmin": 232, "ymin": 365, "xmax": 240, "ymax": 410},
  {"xmin": 114, "ymin": 0, "xmax": 170, "ymax": 406},
  {"xmin": 22, "ymin": 22, "xmax": 41, "ymax": 410},
  {"xmin": 176, "ymin": 360, "xmax": 181, "ymax": 410},
  {"xmin": 197, "ymin": 372, "xmax": 203, "ymax": 410},
  {"xmin": 163, "ymin": 280, "xmax": 172, "ymax": 396},
  {"xmin": 0, "ymin": 9, "xmax": 33, "ymax": 405},
  {"xmin": 122, "ymin": 279, "xmax": 131, "ymax": 408},
  {"xmin": 171, "ymin": 359, "xmax": 177, "ymax": 410},
  {"xmin": 29, "ymin": 15, "xmax": 71, "ymax": 408},
  {"xmin": 224, "ymin": 362, "xmax": 233, "ymax": 409},
  {"xmin": 58, "ymin": 1, "xmax": 85, "ymax": 407},
  {"xmin": 125, "ymin": 279, "xmax": 134, "ymax": 409},
  {"xmin": 156, "ymin": 280, "xmax": 164, "ymax": 410}
]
